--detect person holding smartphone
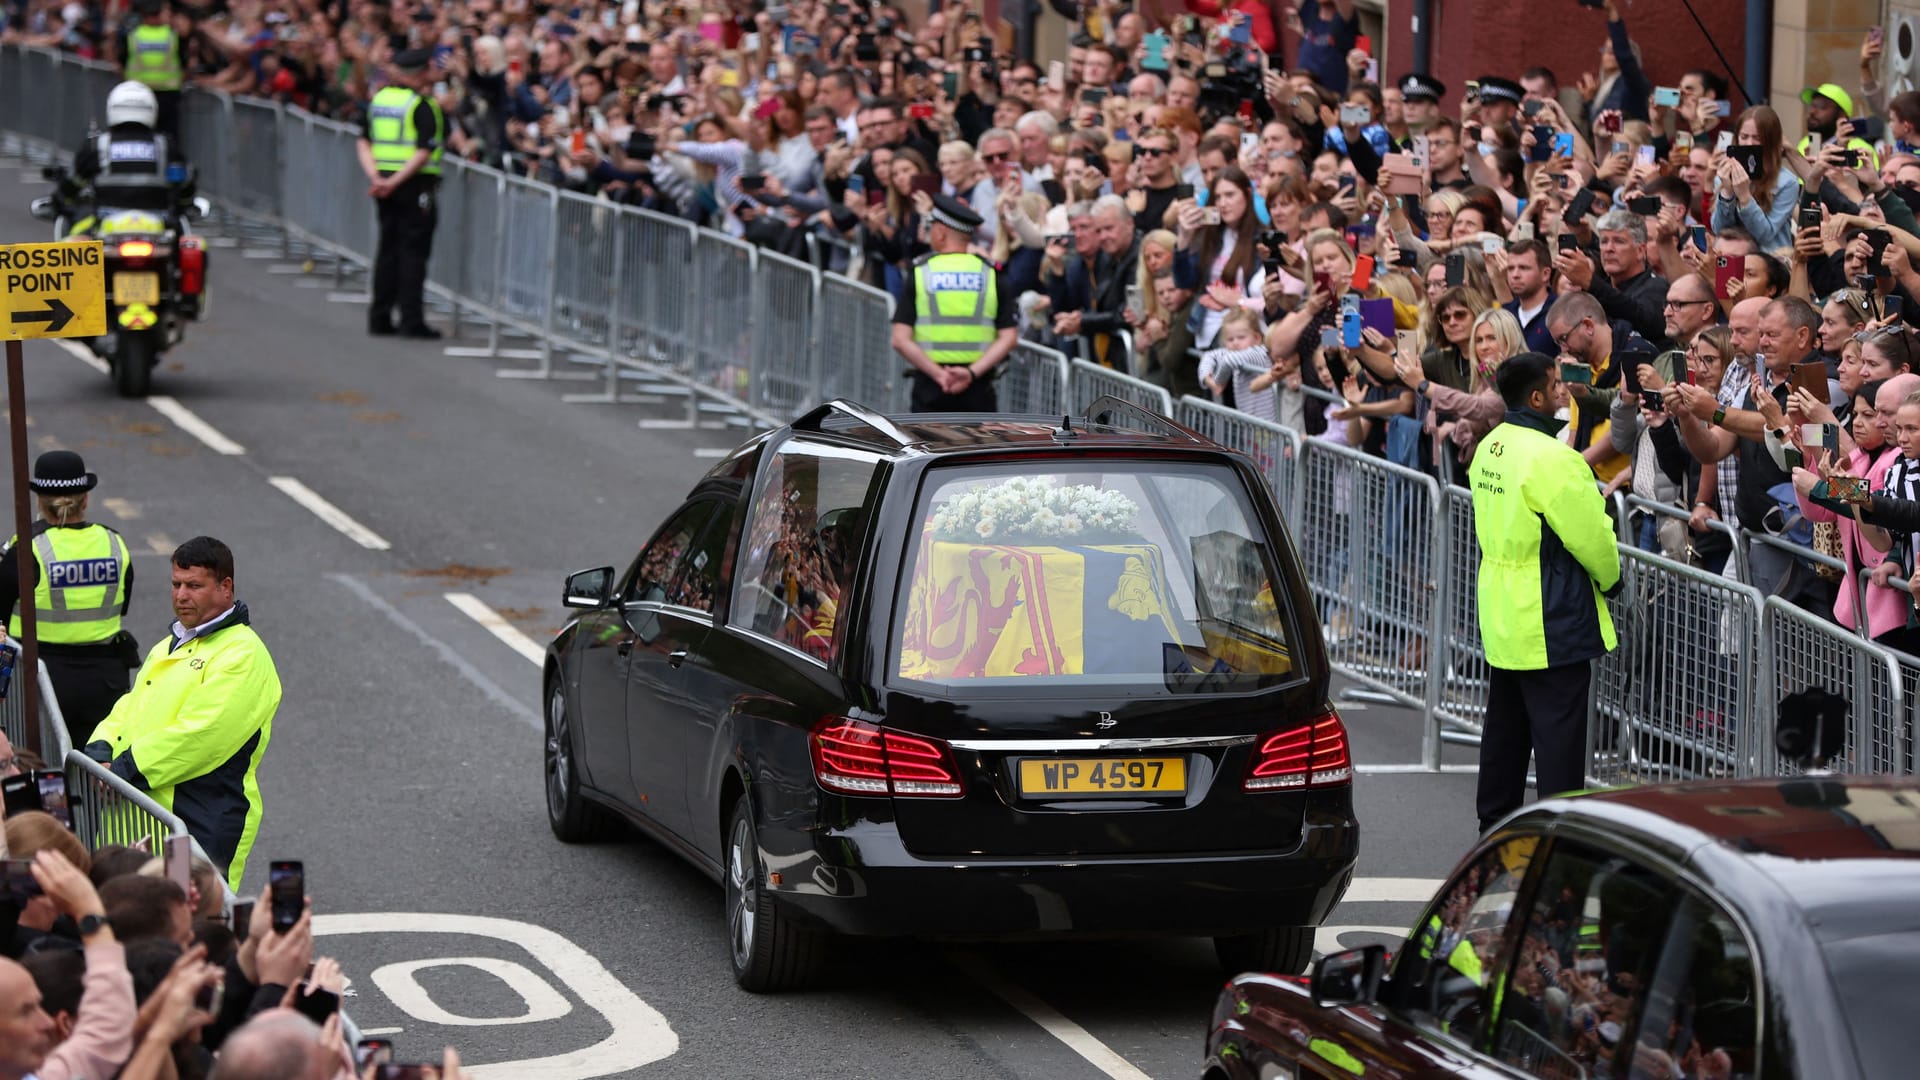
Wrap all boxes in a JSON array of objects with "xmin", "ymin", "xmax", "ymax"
[
  {"xmin": 0, "ymin": 850, "xmax": 132, "ymax": 1080},
  {"xmin": 1709, "ymin": 106, "xmax": 1799, "ymax": 251}
]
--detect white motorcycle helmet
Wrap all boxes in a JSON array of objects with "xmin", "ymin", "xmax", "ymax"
[{"xmin": 106, "ymin": 81, "xmax": 159, "ymax": 129}]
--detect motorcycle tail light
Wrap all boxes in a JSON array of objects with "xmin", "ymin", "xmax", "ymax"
[
  {"xmin": 178, "ymin": 237, "xmax": 204, "ymax": 296},
  {"xmin": 118, "ymin": 240, "xmax": 154, "ymax": 258}
]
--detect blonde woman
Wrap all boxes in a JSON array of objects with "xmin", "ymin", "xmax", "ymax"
[
  {"xmin": 937, "ymin": 140, "xmax": 999, "ymax": 242},
  {"xmin": 1396, "ymin": 306, "xmax": 1516, "ymax": 475},
  {"xmin": 1134, "ymin": 229, "xmax": 1178, "ymax": 325},
  {"xmin": 3, "ymin": 450, "xmax": 134, "ymax": 748}
]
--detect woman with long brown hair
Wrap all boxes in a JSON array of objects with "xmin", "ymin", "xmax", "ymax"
[
  {"xmin": 1172, "ymin": 165, "xmax": 1262, "ymax": 348},
  {"xmin": 1711, "ymin": 104, "xmax": 1799, "ymax": 250}
]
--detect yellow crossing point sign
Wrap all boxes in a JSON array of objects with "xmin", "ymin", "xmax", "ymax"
[{"xmin": 0, "ymin": 240, "xmax": 106, "ymax": 340}]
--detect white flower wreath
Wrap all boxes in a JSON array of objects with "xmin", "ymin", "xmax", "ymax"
[{"xmin": 929, "ymin": 476, "xmax": 1140, "ymax": 543}]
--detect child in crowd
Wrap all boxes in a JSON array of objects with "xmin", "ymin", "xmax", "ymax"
[{"xmin": 1198, "ymin": 309, "xmax": 1278, "ymax": 421}]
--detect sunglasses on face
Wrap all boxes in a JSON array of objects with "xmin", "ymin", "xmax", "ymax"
[
  {"xmin": 1135, "ymin": 146, "xmax": 1170, "ymax": 157},
  {"xmin": 981, "ymin": 151, "xmax": 1009, "ymax": 162}
]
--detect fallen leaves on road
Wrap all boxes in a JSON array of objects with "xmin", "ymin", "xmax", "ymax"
[
  {"xmin": 317, "ymin": 390, "xmax": 370, "ymax": 406},
  {"xmin": 402, "ymin": 564, "xmax": 513, "ymax": 586},
  {"xmin": 355, "ymin": 411, "xmax": 403, "ymax": 423}
]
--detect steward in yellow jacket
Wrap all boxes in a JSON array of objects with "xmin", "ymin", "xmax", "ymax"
[
  {"xmin": 83, "ymin": 537, "xmax": 279, "ymax": 887},
  {"xmin": 1467, "ymin": 354, "xmax": 1621, "ymax": 834}
]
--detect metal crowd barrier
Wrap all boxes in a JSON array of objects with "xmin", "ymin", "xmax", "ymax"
[
  {"xmin": 0, "ymin": 659, "xmax": 73, "ymax": 765},
  {"xmin": 62, "ymin": 749, "xmax": 182, "ymax": 856},
  {"xmin": 9, "ymin": 45, "xmax": 1915, "ymax": 784}
]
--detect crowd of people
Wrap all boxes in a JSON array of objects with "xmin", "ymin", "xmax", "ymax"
[
  {"xmin": 0, "ymin": 751, "xmax": 471, "ymax": 1078},
  {"xmin": 20, "ymin": 0, "xmax": 1920, "ymax": 635}
]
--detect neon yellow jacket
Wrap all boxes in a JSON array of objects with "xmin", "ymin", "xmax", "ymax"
[
  {"xmin": 1468, "ymin": 411, "xmax": 1621, "ymax": 670},
  {"xmin": 87, "ymin": 603, "xmax": 280, "ymax": 887}
]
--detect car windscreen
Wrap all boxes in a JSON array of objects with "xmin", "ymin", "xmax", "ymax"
[
  {"xmin": 891, "ymin": 460, "xmax": 1297, "ymax": 694},
  {"xmin": 1824, "ymin": 932, "xmax": 1920, "ymax": 1077}
]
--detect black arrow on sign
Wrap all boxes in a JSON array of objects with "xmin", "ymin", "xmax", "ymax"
[{"xmin": 10, "ymin": 299, "xmax": 74, "ymax": 335}]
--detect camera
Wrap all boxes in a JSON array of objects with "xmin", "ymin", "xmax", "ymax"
[{"xmin": 626, "ymin": 131, "xmax": 657, "ymax": 160}]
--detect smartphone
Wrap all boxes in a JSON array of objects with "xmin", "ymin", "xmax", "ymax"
[
  {"xmin": 1653, "ymin": 86, "xmax": 1682, "ymax": 108},
  {"xmin": 754, "ymin": 97, "xmax": 782, "ymax": 121},
  {"xmin": 1568, "ymin": 187, "xmax": 1596, "ymax": 221},
  {"xmin": 1690, "ymin": 225, "xmax": 1708, "ymax": 252},
  {"xmin": 1313, "ymin": 270, "xmax": 1334, "ymax": 299},
  {"xmin": 231, "ymin": 900, "xmax": 255, "ymax": 943},
  {"xmin": 1728, "ymin": 145, "xmax": 1764, "ymax": 177},
  {"xmin": 358, "ymin": 1041, "xmax": 396, "ymax": 1067},
  {"xmin": 1351, "ymin": 253, "xmax": 1375, "ymax": 292},
  {"xmin": 1048, "ymin": 60, "xmax": 1065, "ymax": 88},
  {"xmin": 1557, "ymin": 233, "xmax": 1578, "ymax": 253},
  {"xmin": 1645, "ymin": 388, "xmax": 1665, "ymax": 412},
  {"xmin": 0, "ymin": 859, "xmax": 40, "ymax": 900},
  {"xmin": 1522, "ymin": 99, "xmax": 1544, "ymax": 117},
  {"xmin": 1715, "ymin": 99, "xmax": 1733, "ymax": 117},
  {"xmin": 1714, "ymin": 255, "xmax": 1741, "ymax": 299},
  {"xmin": 270, "ymin": 860, "xmax": 305, "ymax": 933},
  {"xmin": 1445, "ymin": 252, "xmax": 1466, "ymax": 287},
  {"xmin": 1887, "ymin": 295, "xmax": 1905, "ymax": 321},
  {"xmin": 1200, "ymin": 206, "xmax": 1222, "ymax": 226},
  {"xmin": 1552, "ymin": 132, "xmax": 1575, "ymax": 159},
  {"xmin": 867, "ymin": 188, "xmax": 887, "ymax": 206},
  {"xmin": 846, "ymin": 173, "xmax": 864, "ymax": 195},
  {"xmin": 2, "ymin": 774, "xmax": 40, "ymax": 817},
  {"xmin": 1803, "ymin": 422, "xmax": 1842, "ymax": 456},
  {"xmin": 1240, "ymin": 132, "xmax": 1260, "ymax": 159},
  {"xmin": 293, "ymin": 985, "xmax": 340, "ymax": 1024},
  {"xmin": 1529, "ymin": 125, "xmax": 1555, "ymax": 163},
  {"xmin": 942, "ymin": 71, "xmax": 960, "ymax": 99},
  {"xmin": 1628, "ymin": 196, "xmax": 1662, "ymax": 216},
  {"xmin": 569, "ymin": 129, "xmax": 587, "ymax": 155},
  {"xmin": 1867, "ymin": 228, "xmax": 1895, "ymax": 269},
  {"xmin": 1080, "ymin": 87, "xmax": 1109, "ymax": 107},
  {"xmin": 1559, "ymin": 360, "xmax": 1594, "ymax": 385},
  {"xmin": 1790, "ymin": 361, "xmax": 1831, "ymax": 405},
  {"xmin": 1715, "ymin": 130, "xmax": 1734, "ymax": 155},
  {"xmin": 1609, "ymin": 139, "xmax": 1631, "ymax": 159},
  {"xmin": 1227, "ymin": 16, "xmax": 1252, "ymax": 45},
  {"xmin": 910, "ymin": 173, "xmax": 940, "ymax": 196},
  {"xmin": 165, "ymin": 835, "xmax": 193, "ymax": 894},
  {"xmin": 1339, "ymin": 103, "xmax": 1370, "ymax": 127},
  {"xmin": 1601, "ymin": 113, "xmax": 1621, "ymax": 134},
  {"xmin": 195, "ymin": 979, "xmax": 224, "ymax": 1015},
  {"xmin": 1636, "ymin": 145, "xmax": 1657, "ymax": 168},
  {"xmin": 1797, "ymin": 196, "xmax": 1822, "ymax": 230}
]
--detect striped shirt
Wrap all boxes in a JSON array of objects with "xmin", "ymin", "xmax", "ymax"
[
  {"xmin": 1879, "ymin": 453, "xmax": 1920, "ymax": 576},
  {"xmin": 1713, "ymin": 357, "xmax": 1752, "ymax": 527},
  {"xmin": 1198, "ymin": 345, "xmax": 1278, "ymax": 421}
]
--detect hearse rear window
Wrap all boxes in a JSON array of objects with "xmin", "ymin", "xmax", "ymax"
[{"xmin": 892, "ymin": 462, "xmax": 1295, "ymax": 693}]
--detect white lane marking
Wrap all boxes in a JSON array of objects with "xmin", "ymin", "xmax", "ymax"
[
  {"xmin": 692, "ymin": 447, "xmax": 729, "ymax": 458},
  {"xmin": 947, "ymin": 952, "xmax": 1155, "ymax": 1080},
  {"xmin": 1342, "ymin": 877, "xmax": 1444, "ymax": 904},
  {"xmin": 1314, "ymin": 924, "xmax": 1410, "ymax": 958},
  {"xmin": 445, "ymin": 592, "xmax": 546, "ymax": 666},
  {"xmin": 148, "ymin": 395, "xmax": 246, "ymax": 455},
  {"xmin": 52, "ymin": 342, "xmax": 246, "ymax": 455},
  {"xmin": 101, "ymin": 497, "xmax": 142, "ymax": 519},
  {"xmin": 313, "ymin": 912, "xmax": 678, "ymax": 1079},
  {"xmin": 357, "ymin": 1027, "xmax": 404, "ymax": 1037},
  {"xmin": 268, "ymin": 476, "xmax": 391, "ymax": 550},
  {"xmin": 52, "ymin": 339, "xmax": 108, "ymax": 374},
  {"xmin": 145, "ymin": 533, "xmax": 175, "ymax": 556},
  {"xmin": 370, "ymin": 957, "xmax": 571, "ymax": 1027}
]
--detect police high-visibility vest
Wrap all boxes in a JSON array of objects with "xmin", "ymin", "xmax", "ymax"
[
  {"xmin": 911, "ymin": 252, "xmax": 998, "ymax": 366},
  {"xmin": 126, "ymin": 24, "xmax": 183, "ymax": 92},
  {"xmin": 7, "ymin": 524, "xmax": 128, "ymax": 645},
  {"xmin": 366, "ymin": 86, "xmax": 444, "ymax": 176}
]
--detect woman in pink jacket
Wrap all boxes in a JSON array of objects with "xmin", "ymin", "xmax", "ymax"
[{"xmin": 1793, "ymin": 377, "xmax": 1906, "ymax": 638}]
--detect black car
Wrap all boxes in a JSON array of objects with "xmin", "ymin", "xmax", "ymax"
[
  {"xmin": 543, "ymin": 399, "xmax": 1357, "ymax": 990},
  {"xmin": 1205, "ymin": 776, "xmax": 1920, "ymax": 1080}
]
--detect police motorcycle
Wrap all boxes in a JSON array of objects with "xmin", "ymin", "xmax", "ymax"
[{"xmin": 29, "ymin": 83, "xmax": 210, "ymax": 399}]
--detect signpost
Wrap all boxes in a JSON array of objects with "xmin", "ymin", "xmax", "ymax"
[{"xmin": 1, "ymin": 239, "xmax": 106, "ymax": 759}]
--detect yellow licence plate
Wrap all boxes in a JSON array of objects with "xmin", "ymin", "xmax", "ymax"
[
  {"xmin": 1017, "ymin": 757, "xmax": 1186, "ymax": 796},
  {"xmin": 113, "ymin": 272, "xmax": 160, "ymax": 305}
]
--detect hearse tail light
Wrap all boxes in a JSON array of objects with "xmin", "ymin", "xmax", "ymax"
[
  {"xmin": 1245, "ymin": 708, "xmax": 1352, "ymax": 792},
  {"xmin": 811, "ymin": 717, "xmax": 964, "ymax": 798}
]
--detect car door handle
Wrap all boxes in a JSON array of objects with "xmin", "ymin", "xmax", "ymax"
[
  {"xmin": 617, "ymin": 640, "xmax": 633, "ymax": 657},
  {"xmin": 668, "ymin": 648, "xmax": 688, "ymax": 668}
]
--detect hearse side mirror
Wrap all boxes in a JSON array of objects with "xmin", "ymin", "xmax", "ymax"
[{"xmin": 563, "ymin": 566, "xmax": 614, "ymax": 609}]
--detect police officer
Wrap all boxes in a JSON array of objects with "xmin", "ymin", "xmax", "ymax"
[
  {"xmin": 1468, "ymin": 354, "xmax": 1622, "ymax": 834},
  {"xmin": 356, "ymin": 49, "xmax": 445, "ymax": 340},
  {"xmin": 0, "ymin": 451, "xmax": 136, "ymax": 750},
  {"xmin": 890, "ymin": 194, "xmax": 1018, "ymax": 412},
  {"xmin": 54, "ymin": 81, "xmax": 196, "ymax": 227},
  {"xmin": 119, "ymin": 0, "xmax": 185, "ymax": 141}
]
